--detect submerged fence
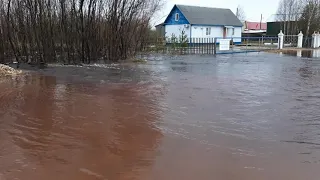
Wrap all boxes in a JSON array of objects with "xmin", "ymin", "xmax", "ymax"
[
  {"xmin": 142, "ymin": 36, "xmax": 281, "ymax": 55},
  {"xmin": 142, "ymin": 30, "xmax": 317, "ymax": 56}
]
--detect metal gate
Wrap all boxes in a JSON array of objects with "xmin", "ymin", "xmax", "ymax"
[{"xmin": 283, "ymin": 35, "xmax": 298, "ymax": 48}]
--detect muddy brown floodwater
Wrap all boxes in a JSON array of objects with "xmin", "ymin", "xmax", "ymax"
[{"xmin": 1, "ymin": 52, "xmax": 320, "ymax": 180}]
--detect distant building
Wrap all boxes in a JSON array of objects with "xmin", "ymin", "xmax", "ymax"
[
  {"xmin": 266, "ymin": 22, "xmax": 282, "ymax": 36},
  {"xmin": 155, "ymin": 4, "xmax": 243, "ymax": 43},
  {"xmin": 267, "ymin": 21, "xmax": 298, "ymax": 36},
  {"xmin": 265, "ymin": 14, "xmax": 301, "ymax": 36},
  {"xmin": 155, "ymin": 23, "xmax": 165, "ymax": 38},
  {"xmin": 242, "ymin": 21, "xmax": 267, "ymax": 37}
]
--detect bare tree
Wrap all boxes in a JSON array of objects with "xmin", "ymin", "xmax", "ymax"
[
  {"xmin": 275, "ymin": 0, "xmax": 320, "ymax": 39},
  {"xmin": 0, "ymin": 0, "xmax": 163, "ymax": 65},
  {"xmin": 276, "ymin": 0, "xmax": 302, "ymax": 35},
  {"xmin": 236, "ymin": 5, "xmax": 246, "ymax": 22},
  {"xmin": 299, "ymin": 0, "xmax": 320, "ymax": 39}
]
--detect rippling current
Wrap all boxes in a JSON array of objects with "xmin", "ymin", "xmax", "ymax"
[{"xmin": 1, "ymin": 52, "xmax": 320, "ymax": 180}]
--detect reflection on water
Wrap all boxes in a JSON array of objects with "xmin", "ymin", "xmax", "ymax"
[
  {"xmin": 283, "ymin": 49, "xmax": 320, "ymax": 58},
  {"xmin": 1, "ymin": 53, "xmax": 320, "ymax": 180}
]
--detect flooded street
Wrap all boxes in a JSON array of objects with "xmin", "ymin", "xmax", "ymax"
[{"xmin": 1, "ymin": 52, "xmax": 320, "ymax": 180}]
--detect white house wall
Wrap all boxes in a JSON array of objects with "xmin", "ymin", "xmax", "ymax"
[
  {"xmin": 191, "ymin": 26, "xmax": 223, "ymax": 38},
  {"xmin": 165, "ymin": 25, "xmax": 242, "ymax": 43},
  {"xmin": 226, "ymin": 27, "xmax": 242, "ymax": 42},
  {"xmin": 165, "ymin": 25, "xmax": 191, "ymax": 39},
  {"xmin": 191, "ymin": 26, "xmax": 242, "ymax": 43}
]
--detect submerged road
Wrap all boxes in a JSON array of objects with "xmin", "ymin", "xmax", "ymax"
[{"xmin": 0, "ymin": 52, "xmax": 320, "ymax": 180}]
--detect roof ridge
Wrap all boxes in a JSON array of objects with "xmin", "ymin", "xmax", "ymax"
[
  {"xmin": 175, "ymin": 4, "xmax": 230, "ymax": 10},
  {"xmin": 246, "ymin": 21, "xmax": 267, "ymax": 23},
  {"xmin": 164, "ymin": 4, "xmax": 243, "ymax": 27}
]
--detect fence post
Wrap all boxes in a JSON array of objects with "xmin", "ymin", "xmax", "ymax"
[
  {"xmin": 278, "ymin": 30, "xmax": 284, "ymax": 49},
  {"xmin": 314, "ymin": 32, "xmax": 319, "ymax": 48},
  {"xmin": 214, "ymin": 38, "xmax": 217, "ymax": 55},
  {"xmin": 297, "ymin": 31, "xmax": 303, "ymax": 48},
  {"xmin": 312, "ymin": 32, "xmax": 317, "ymax": 48},
  {"xmin": 316, "ymin": 32, "xmax": 320, "ymax": 48}
]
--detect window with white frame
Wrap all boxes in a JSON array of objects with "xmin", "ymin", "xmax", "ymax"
[
  {"xmin": 175, "ymin": 13, "xmax": 179, "ymax": 21},
  {"xmin": 232, "ymin": 28, "xmax": 235, "ymax": 36},
  {"xmin": 206, "ymin": 27, "xmax": 211, "ymax": 35}
]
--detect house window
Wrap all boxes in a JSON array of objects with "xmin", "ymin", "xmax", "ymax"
[
  {"xmin": 175, "ymin": 13, "xmax": 179, "ymax": 21},
  {"xmin": 206, "ymin": 27, "xmax": 211, "ymax": 35},
  {"xmin": 232, "ymin": 28, "xmax": 235, "ymax": 35}
]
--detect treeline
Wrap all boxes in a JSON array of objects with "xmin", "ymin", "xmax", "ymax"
[
  {"xmin": 277, "ymin": 0, "xmax": 320, "ymax": 38},
  {"xmin": 0, "ymin": 0, "xmax": 162, "ymax": 65}
]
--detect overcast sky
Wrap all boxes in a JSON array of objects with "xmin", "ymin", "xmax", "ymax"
[{"xmin": 152, "ymin": 0, "xmax": 280, "ymax": 26}]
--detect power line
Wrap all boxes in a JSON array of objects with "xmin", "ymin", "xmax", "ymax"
[{"xmin": 151, "ymin": 14, "xmax": 169, "ymax": 26}]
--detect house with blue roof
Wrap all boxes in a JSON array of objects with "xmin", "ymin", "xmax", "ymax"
[{"xmin": 156, "ymin": 4, "xmax": 243, "ymax": 43}]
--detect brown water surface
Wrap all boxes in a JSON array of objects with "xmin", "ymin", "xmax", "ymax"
[{"xmin": 1, "ymin": 53, "xmax": 320, "ymax": 180}]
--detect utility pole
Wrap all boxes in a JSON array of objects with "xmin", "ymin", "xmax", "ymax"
[
  {"xmin": 236, "ymin": 7, "xmax": 239, "ymax": 18},
  {"xmin": 260, "ymin": 14, "xmax": 262, "ymax": 30}
]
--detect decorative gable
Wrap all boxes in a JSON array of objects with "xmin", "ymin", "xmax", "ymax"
[{"xmin": 164, "ymin": 5, "xmax": 190, "ymax": 25}]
